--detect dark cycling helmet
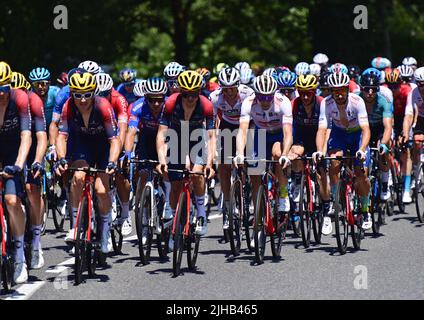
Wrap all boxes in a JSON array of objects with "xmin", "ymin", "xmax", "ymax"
[
  {"xmin": 67, "ymin": 68, "xmax": 86, "ymax": 83},
  {"xmin": 348, "ymin": 65, "xmax": 361, "ymax": 80},
  {"xmin": 319, "ymin": 72, "xmax": 331, "ymax": 88},
  {"xmin": 196, "ymin": 68, "xmax": 211, "ymax": 81},
  {"xmin": 360, "ymin": 72, "xmax": 380, "ymax": 88}
]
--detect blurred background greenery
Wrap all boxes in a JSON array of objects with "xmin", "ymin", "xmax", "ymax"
[{"xmin": 1, "ymin": 0, "xmax": 424, "ymax": 80}]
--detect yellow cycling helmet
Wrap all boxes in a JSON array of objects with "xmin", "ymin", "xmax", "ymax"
[
  {"xmin": 0, "ymin": 61, "xmax": 13, "ymax": 86},
  {"xmin": 69, "ymin": 72, "xmax": 97, "ymax": 93},
  {"xmin": 295, "ymin": 74, "xmax": 318, "ymax": 90},
  {"xmin": 178, "ymin": 70, "xmax": 203, "ymax": 91},
  {"xmin": 11, "ymin": 72, "xmax": 28, "ymax": 90}
]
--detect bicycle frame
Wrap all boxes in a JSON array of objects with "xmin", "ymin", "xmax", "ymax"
[
  {"xmin": 0, "ymin": 178, "xmax": 6, "ymax": 257},
  {"xmin": 172, "ymin": 175, "xmax": 192, "ymax": 238},
  {"xmin": 72, "ymin": 173, "xmax": 95, "ymax": 242}
]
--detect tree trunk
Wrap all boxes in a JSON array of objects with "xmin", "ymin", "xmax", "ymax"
[{"xmin": 171, "ymin": 0, "xmax": 191, "ymax": 66}]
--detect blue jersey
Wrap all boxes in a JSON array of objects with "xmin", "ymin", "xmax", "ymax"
[
  {"xmin": 128, "ymin": 97, "xmax": 165, "ymax": 137},
  {"xmin": 117, "ymin": 83, "xmax": 138, "ymax": 105},
  {"xmin": 52, "ymin": 85, "xmax": 70, "ymax": 123},
  {"xmin": 43, "ymin": 86, "xmax": 60, "ymax": 127}
]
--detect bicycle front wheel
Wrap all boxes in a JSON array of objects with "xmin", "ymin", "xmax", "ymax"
[
  {"xmin": 228, "ymin": 179, "xmax": 243, "ymax": 256},
  {"xmin": 414, "ymin": 167, "xmax": 424, "ymax": 223},
  {"xmin": 253, "ymin": 185, "xmax": 267, "ymax": 264},
  {"xmin": 136, "ymin": 185, "xmax": 153, "ymax": 265},
  {"xmin": 173, "ymin": 192, "xmax": 187, "ymax": 277},
  {"xmin": 334, "ymin": 181, "xmax": 348, "ymax": 255},
  {"xmin": 74, "ymin": 197, "xmax": 88, "ymax": 285},
  {"xmin": 299, "ymin": 175, "xmax": 312, "ymax": 248}
]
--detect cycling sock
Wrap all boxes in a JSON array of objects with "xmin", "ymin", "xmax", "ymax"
[
  {"xmin": 331, "ymin": 185, "xmax": 337, "ymax": 197},
  {"xmin": 120, "ymin": 202, "xmax": 129, "ymax": 220},
  {"xmin": 13, "ymin": 235, "xmax": 25, "ymax": 263},
  {"xmin": 195, "ymin": 195, "xmax": 206, "ymax": 219},
  {"xmin": 403, "ymin": 175, "xmax": 411, "ymax": 193},
  {"xmin": 164, "ymin": 181, "xmax": 171, "ymax": 204},
  {"xmin": 31, "ymin": 225, "xmax": 42, "ymax": 250},
  {"xmin": 413, "ymin": 164, "xmax": 420, "ymax": 181},
  {"xmin": 360, "ymin": 196, "xmax": 369, "ymax": 213},
  {"xmin": 71, "ymin": 207, "xmax": 78, "ymax": 228},
  {"xmin": 323, "ymin": 200, "xmax": 331, "ymax": 216},
  {"xmin": 279, "ymin": 185, "xmax": 289, "ymax": 198}
]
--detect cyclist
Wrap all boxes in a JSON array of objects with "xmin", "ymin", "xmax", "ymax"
[
  {"xmin": 295, "ymin": 62, "xmax": 310, "ymax": 76},
  {"xmin": 123, "ymin": 77, "xmax": 173, "ymax": 242},
  {"xmin": 156, "ymin": 71, "xmax": 216, "ymax": 242},
  {"xmin": 56, "ymin": 72, "xmax": 68, "ymax": 88},
  {"xmin": 95, "ymin": 72, "xmax": 132, "ymax": 236},
  {"xmin": 402, "ymin": 57, "xmax": 418, "ymax": 72},
  {"xmin": 26, "ymin": 84, "xmax": 48, "ymax": 270},
  {"xmin": 348, "ymin": 65, "xmax": 361, "ymax": 95},
  {"xmin": 309, "ymin": 64, "xmax": 321, "ymax": 77},
  {"xmin": 313, "ymin": 53, "xmax": 329, "ymax": 68},
  {"xmin": 211, "ymin": 67, "xmax": 254, "ymax": 229},
  {"xmin": 210, "ymin": 63, "xmax": 229, "ymax": 84},
  {"xmin": 398, "ymin": 65, "xmax": 416, "ymax": 89},
  {"xmin": 117, "ymin": 68, "xmax": 138, "ymax": 105},
  {"xmin": 330, "ymin": 63, "xmax": 348, "ymax": 75},
  {"xmin": 403, "ymin": 67, "xmax": 424, "ymax": 203},
  {"xmin": 234, "ymin": 75, "xmax": 293, "ymax": 226},
  {"xmin": 239, "ymin": 67, "xmax": 254, "ymax": 87},
  {"xmin": 235, "ymin": 62, "xmax": 251, "ymax": 72},
  {"xmin": 0, "ymin": 61, "xmax": 32, "ymax": 283},
  {"xmin": 390, "ymin": 67, "xmax": 414, "ymax": 203},
  {"xmin": 197, "ymin": 67, "xmax": 219, "ymax": 95},
  {"xmin": 371, "ymin": 57, "xmax": 392, "ymax": 70},
  {"xmin": 359, "ymin": 71, "xmax": 393, "ymax": 201},
  {"xmin": 11, "ymin": 72, "xmax": 30, "ymax": 91},
  {"xmin": 318, "ymin": 72, "xmax": 332, "ymax": 98},
  {"xmin": 163, "ymin": 62, "xmax": 185, "ymax": 96},
  {"xmin": 55, "ymin": 72, "xmax": 120, "ymax": 259},
  {"xmin": 363, "ymin": 68, "xmax": 393, "ymax": 104},
  {"xmin": 314, "ymin": 72, "xmax": 372, "ymax": 232},
  {"xmin": 275, "ymin": 70, "xmax": 298, "ymax": 100},
  {"xmin": 288, "ymin": 75, "xmax": 333, "ymax": 233}
]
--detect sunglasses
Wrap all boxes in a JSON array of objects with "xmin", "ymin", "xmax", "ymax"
[
  {"xmin": 73, "ymin": 92, "xmax": 94, "ymax": 99},
  {"xmin": 256, "ymin": 94, "xmax": 274, "ymax": 102},
  {"xmin": 147, "ymin": 96, "xmax": 165, "ymax": 104},
  {"xmin": 417, "ymin": 82, "xmax": 424, "ymax": 87},
  {"xmin": 361, "ymin": 87, "xmax": 379, "ymax": 94},
  {"xmin": 331, "ymin": 88, "xmax": 348, "ymax": 95},
  {"xmin": 181, "ymin": 91, "xmax": 199, "ymax": 99},
  {"xmin": 98, "ymin": 90, "xmax": 111, "ymax": 97},
  {"xmin": 298, "ymin": 90, "xmax": 315, "ymax": 96},
  {"xmin": 33, "ymin": 81, "xmax": 49, "ymax": 87},
  {"xmin": 0, "ymin": 84, "xmax": 11, "ymax": 93}
]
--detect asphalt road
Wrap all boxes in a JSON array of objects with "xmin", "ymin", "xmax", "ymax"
[{"xmin": 1, "ymin": 200, "xmax": 423, "ymax": 301}]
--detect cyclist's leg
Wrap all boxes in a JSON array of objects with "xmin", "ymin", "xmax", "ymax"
[
  {"xmin": 289, "ymin": 144, "xmax": 305, "ymax": 204},
  {"xmin": 272, "ymin": 141, "xmax": 289, "ymax": 213},
  {"xmin": 95, "ymin": 173, "xmax": 112, "ymax": 254}
]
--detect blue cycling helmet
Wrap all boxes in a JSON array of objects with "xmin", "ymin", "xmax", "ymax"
[
  {"xmin": 362, "ymin": 67, "xmax": 382, "ymax": 78},
  {"xmin": 28, "ymin": 67, "xmax": 51, "ymax": 82},
  {"xmin": 276, "ymin": 70, "xmax": 297, "ymax": 88}
]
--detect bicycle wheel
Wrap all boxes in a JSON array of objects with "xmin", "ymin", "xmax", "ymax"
[
  {"xmin": 157, "ymin": 227, "xmax": 170, "ymax": 260},
  {"xmin": 270, "ymin": 206, "xmax": 283, "ymax": 259},
  {"xmin": 111, "ymin": 224, "xmax": 123, "ymax": 255},
  {"xmin": 311, "ymin": 181, "xmax": 323, "ymax": 244},
  {"xmin": 351, "ymin": 210, "xmax": 364, "ymax": 250},
  {"xmin": 253, "ymin": 185, "xmax": 267, "ymax": 264},
  {"xmin": 333, "ymin": 181, "xmax": 348, "ymax": 255},
  {"xmin": 40, "ymin": 192, "xmax": 48, "ymax": 236},
  {"xmin": 136, "ymin": 185, "xmax": 153, "ymax": 265},
  {"xmin": 173, "ymin": 192, "xmax": 186, "ymax": 277},
  {"xmin": 414, "ymin": 167, "xmax": 424, "ymax": 223},
  {"xmin": 228, "ymin": 179, "xmax": 243, "ymax": 256},
  {"xmin": 392, "ymin": 165, "xmax": 405, "ymax": 213},
  {"xmin": 370, "ymin": 180, "xmax": 381, "ymax": 235},
  {"xmin": 187, "ymin": 224, "xmax": 200, "ymax": 270},
  {"xmin": 299, "ymin": 175, "xmax": 312, "ymax": 248},
  {"xmin": 74, "ymin": 197, "xmax": 88, "ymax": 285},
  {"xmin": 243, "ymin": 184, "xmax": 255, "ymax": 252}
]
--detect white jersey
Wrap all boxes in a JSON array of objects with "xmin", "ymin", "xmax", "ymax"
[
  {"xmin": 240, "ymin": 91, "xmax": 293, "ymax": 132},
  {"xmin": 405, "ymin": 87, "xmax": 424, "ymax": 117},
  {"xmin": 380, "ymin": 85, "xmax": 393, "ymax": 103},
  {"xmin": 211, "ymin": 84, "xmax": 254, "ymax": 125},
  {"xmin": 319, "ymin": 93, "xmax": 369, "ymax": 132}
]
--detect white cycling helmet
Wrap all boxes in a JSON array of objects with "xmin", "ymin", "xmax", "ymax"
[
  {"xmin": 414, "ymin": 67, "xmax": 424, "ymax": 82},
  {"xmin": 295, "ymin": 62, "xmax": 310, "ymax": 76},
  {"xmin": 328, "ymin": 72, "xmax": 350, "ymax": 88},
  {"xmin": 235, "ymin": 61, "xmax": 250, "ymax": 71},
  {"xmin": 309, "ymin": 63, "xmax": 322, "ymax": 76},
  {"xmin": 253, "ymin": 75, "xmax": 277, "ymax": 95},
  {"xmin": 78, "ymin": 60, "xmax": 101, "ymax": 75},
  {"xmin": 397, "ymin": 65, "xmax": 414, "ymax": 78},
  {"xmin": 240, "ymin": 68, "xmax": 254, "ymax": 85},
  {"xmin": 144, "ymin": 77, "xmax": 167, "ymax": 95},
  {"xmin": 133, "ymin": 80, "xmax": 146, "ymax": 97},
  {"xmin": 218, "ymin": 67, "xmax": 240, "ymax": 87},
  {"xmin": 313, "ymin": 53, "xmax": 329, "ymax": 65},
  {"xmin": 263, "ymin": 67, "xmax": 277, "ymax": 78},
  {"xmin": 402, "ymin": 57, "xmax": 418, "ymax": 67},
  {"xmin": 163, "ymin": 62, "xmax": 185, "ymax": 80},
  {"xmin": 94, "ymin": 73, "xmax": 114, "ymax": 95}
]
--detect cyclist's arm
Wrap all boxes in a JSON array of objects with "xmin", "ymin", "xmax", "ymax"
[
  {"xmin": 124, "ymin": 127, "xmax": 137, "ymax": 153},
  {"xmin": 31, "ymin": 95, "xmax": 48, "ymax": 164},
  {"xmin": 403, "ymin": 91, "xmax": 415, "ymax": 138},
  {"xmin": 207, "ymin": 128, "xmax": 216, "ymax": 167},
  {"xmin": 282, "ymin": 123, "xmax": 292, "ymax": 156},
  {"xmin": 118, "ymin": 122, "xmax": 127, "ymax": 149},
  {"xmin": 16, "ymin": 131, "xmax": 32, "ymax": 169},
  {"xmin": 48, "ymin": 119, "xmax": 59, "ymax": 146},
  {"xmin": 381, "ymin": 117, "xmax": 392, "ymax": 146},
  {"xmin": 316, "ymin": 99, "xmax": 328, "ymax": 153},
  {"xmin": 357, "ymin": 99, "xmax": 370, "ymax": 152},
  {"xmin": 236, "ymin": 120, "xmax": 249, "ymax": 156},
  {"xmin": 281, "ymin": 97, "xmax": 293, "ymax": 156},
  {"xmin": 15, "ymin": 91, "xmax": 32, "ymax": 168},
  {"xmin": 109, "ymin": 137, "xmax": 121, "ymax": 163},
  {"xmin": 56, "ymin": 133, "xmax": 67, "ymax": 160},
  {"xmin": 156, "ymin": 124, "xmax": 168, "ymax": 165}
]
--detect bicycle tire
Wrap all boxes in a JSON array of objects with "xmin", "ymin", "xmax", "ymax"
[
  {"xmin": 40, "ymin": 193, "xmax": 48, "ymax": 236},
  {"xmin": 187, "ymin": 229, "xmax": 200, "ymax": 270},
  {"xmin": 311, "ymin": 181, "xmax": 323, "ymax": 244},
  {"xmin": 370, "ymin": 179, "xmax": 381, "ymax": 235},
  {"xmin": 299, "ymin": 174, "xmax": 312, "ymax": 248},
  {"xmin": 270, "ymin": 208, "xmax": 283, "ymax": 259},
  {"xmin": 111, "ymin": 225, "xmax": 123, "ymax": 255},
  {"xmin": 414, "ymin": 166, "xmax": 424, "ymax": 223},
  {"xmin": 351, "ymin": 210, "xmax": 364, "ymax": 250},
  {"xmin": 173, "ymin": 192, "xmax": 186, "ymax": 277},
  {"xmin": 228, "ymin": 179, "xmax": 242, "ymax": 257},
  {"xmin": 52, "ymin": 192, "xmax": 66, "ymax": 232},
  {"xmin": 157, "ymin": 228, "xmax": 170, "ymax": 260},
  {"xmin": 74, "ymin": 197, "xmax": 88, "ymax": 285},
  {"xmin": 392, "ymin": 165, "xmax": 405, "ymax": 213},
  {"xmin": 136, "ymin": 185, "xmax": 153, "ymax": 265},
  {"xmin": 243, "ymin": 184, "xmax": 254, "ymax": 252},
  {"xmin": 334, "ymin": 181, "xmax": 348, "ymax": 255},
  {"xmin": 253, "ymin": 185, "xmax": 266, "ymax": 264}
]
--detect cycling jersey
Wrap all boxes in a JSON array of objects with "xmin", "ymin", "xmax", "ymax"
[
  {"xmin": 380, "ymin": 85, "xmax": 393, "ymax": 104},
  {"xmin": 109, "ymin": 88, "xmax": 128, "ymax": 123},
  {"xmin": 206, "ymin": 82, "xmax": 220, "ymax": 93},
  {"xmin": 211, "ymin": 84, "xmax": 254, "ymax": 125},
  {"xmin": 52, "ymin": 85, "xmax": 70, "ymax": 123},
  {"xmin": 0, "ymin": 89, "xmax": 31, "ymax": 196},
  {"xmin": 292, "ymin": 96, "xmax": 323, "ymax": 154},
  {"xmin": 392, "ymin": 84, "xmax": 413, "ymax": 136},
  {"xmin": 240, "ymin": 91, "xmax": 293, "ymax": 132},
  {"xmin": 59, "ymin": 97, "xmax": 118, "ymax": 168},
  {"xmin": 38, "ymin": 86, "xmax": 60, "ymax": 128},
  {"xmin": 349, "ymin": 80, "xmax": 360, "ymax": 95},
  {"xmin": 319, "ymin": 93, "xmax": 369, "ymax": 133},
  {"xmin": 405, "ymin": 87, "xmax": 424, "ymax": 117},
  {"xmin": 116, "ymin": 83, "xmax": 138, "ymax": 105},
  {"xmin": 159, "ymin": 93, "xmax": 214, "ymax": 181},
  {"xmin": 27, "ymin": 91, "xmax": 47, "ymax": 185},
  {"xmin": 129, "ymin": 96, "xmax": 166, "ymax": 161}
]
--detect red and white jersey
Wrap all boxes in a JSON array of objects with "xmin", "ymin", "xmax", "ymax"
[
  {"xmin": 211, "ymin": 84, "xmax": 254, "ymax": 125},
  {"xmin": 240, "ymin": 91, "xmax": 293, "ymax": 132}
]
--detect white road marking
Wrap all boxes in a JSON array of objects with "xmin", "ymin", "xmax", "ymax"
[{"xmin": 3, "ymin": 281, "xmax": 46, "ymax": 300}]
